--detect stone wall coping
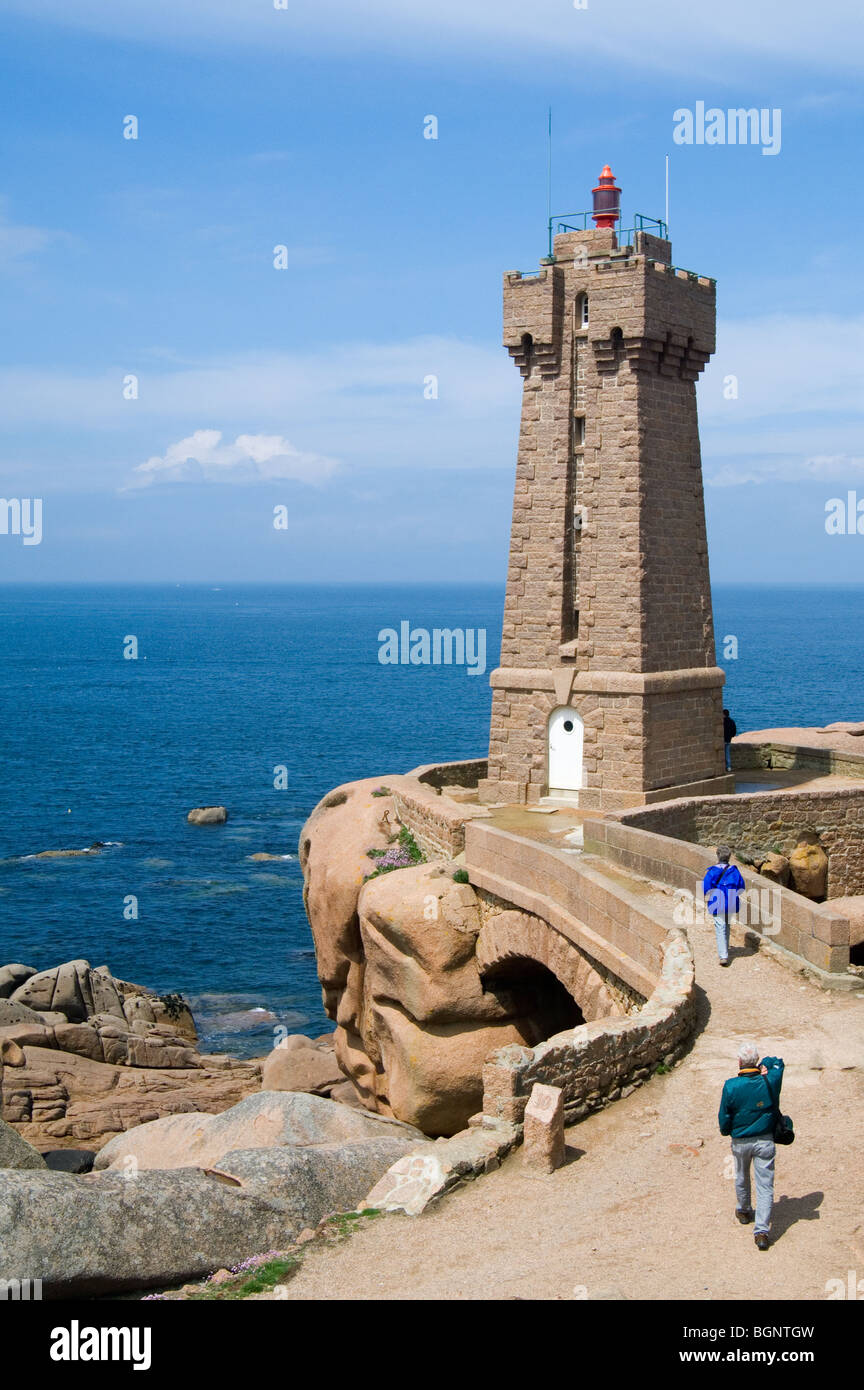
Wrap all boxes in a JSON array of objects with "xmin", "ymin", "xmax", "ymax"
[
  {"xmin": 586, "ymin": 815, "xmax": 851, "ymax": 954},
  {"xmin": 732, "ymin": 737, "xmax": 864, "ymax": 773},
  {"xmin": 465, "ymin": 820, "xmax": 673, "ymax": 997},
  {"xmin": 407, "ymin": 758, "xmax": 489, "ymax": 786},
  {"xmin": 488, "ymin": 665, "xmax": 727, "ymax": 695}
]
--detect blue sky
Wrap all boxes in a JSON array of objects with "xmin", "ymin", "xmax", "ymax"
[{"xmin": 0, "ymin": 0, "xmax": 863, "ymax": 582}]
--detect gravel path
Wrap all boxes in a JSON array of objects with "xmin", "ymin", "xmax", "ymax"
[{"xmin": 266, "ymin": 899, "xmax": 864, "ymax": 1301}]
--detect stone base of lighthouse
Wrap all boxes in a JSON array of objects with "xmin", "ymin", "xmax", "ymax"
[{"xmin": 477, "ymin": 665, "xmax": 736, "ymax": 810}]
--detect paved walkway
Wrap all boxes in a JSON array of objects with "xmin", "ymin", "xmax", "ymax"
[{"xmin": 268, "ymin": 875, "xmax": 864, "ymax": 1301}]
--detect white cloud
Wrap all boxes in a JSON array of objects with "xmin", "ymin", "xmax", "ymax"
[
  {"xmin": 706, "ymin": 454, "xmax": 864, "ymax": 488},
  {"xmin": 125, "ymin": 429, "xmax": 339, "ymax": 490},
  {"xmin": 699, "ymin": 312, "xmax": 864, "ymax": 487},
  {"xmin": 0, "ymin": 336, "xmax": 519, "ymax": 490},
  {"xmin": 700, "ymin": 314, "xmax": 864, "ymax": 423},
  {"xmin": 2, "ymin": 0, "xmax": 861, "ymax": 75},
  {"xmin": 0, "ymin": 337, "xmax": 511, "ymax": 427}
]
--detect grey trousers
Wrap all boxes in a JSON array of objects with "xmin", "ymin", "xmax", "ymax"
[{"xmin": 732, "ymin": 1134, "xmax": 776, "ymax": 1234}]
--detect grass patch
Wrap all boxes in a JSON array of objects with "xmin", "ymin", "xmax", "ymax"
[
  {"xmin": 323, "ymin": 1208, "xmax": 385, "ymax": 1238},
  {"xmin": 187, "ymin": 1254, "xmax": 300, "ymax": 1301}
]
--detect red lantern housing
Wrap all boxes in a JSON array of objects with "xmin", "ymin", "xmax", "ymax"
[{"xmin": 591, "ymin": 165, "xmax": 621, "ymax": 229}]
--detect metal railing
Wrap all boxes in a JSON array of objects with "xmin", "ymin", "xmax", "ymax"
[{"xmin": 545, "ymin": 211, "xmax": 668, "ymax": 260}]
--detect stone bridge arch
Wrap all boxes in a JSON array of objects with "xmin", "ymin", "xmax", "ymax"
[{"xmin": 475, "ymin": 910, "xmax": 629, "ymax": 1040}]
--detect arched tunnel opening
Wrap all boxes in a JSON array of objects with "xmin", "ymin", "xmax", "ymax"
[{"xmin": 480, "ymin": 956, "xmax": 584, "ymax": 1046}]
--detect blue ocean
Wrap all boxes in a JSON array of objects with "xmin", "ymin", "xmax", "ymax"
[{"xmin": 1, "ymin": 583, "xmax": 862, "ymax": 1056}]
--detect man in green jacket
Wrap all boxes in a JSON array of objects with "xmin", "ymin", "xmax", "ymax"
[{"xmin": 718, "ymin": 1042, "xmax": 785, "ymax": 1250}]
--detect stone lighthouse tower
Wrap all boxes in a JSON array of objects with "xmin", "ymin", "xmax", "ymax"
[{"xmin": 478, "ymin": 167, "xmax": 734, "ymax": 810}]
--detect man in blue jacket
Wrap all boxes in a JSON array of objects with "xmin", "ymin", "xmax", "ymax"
[
  {"xmin": 718, "ymin": 1042, "xmax": 785, "ymax": 1249},
  {"xmin": 702, "ymin": 844, "xmax": 746, "ymax": 966}
]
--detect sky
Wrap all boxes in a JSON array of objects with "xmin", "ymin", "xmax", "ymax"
[{"xmin": 0, "ymin": 0, "xmax": 863, "ymax": 583}]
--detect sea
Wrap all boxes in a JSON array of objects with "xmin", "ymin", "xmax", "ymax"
[{"xmin": 1, "ymin": 582, "xmax": 862, "ymax": 1057}]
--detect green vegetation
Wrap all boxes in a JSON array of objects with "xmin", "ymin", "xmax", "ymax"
[
  {"xmin": 364, "ymin": 826, "xmax": 425, "ymax": 880},
  {"xmin": 452, "ymin": 868, "xmax": 470, "ymax": 884},
  {"xmin": 323, "ymin": 1209, "xmax": 385, "ymax": 1238},
  {"xmin": 187, "ymin": 1254, "xmax": 300, "ymax": 1301}
]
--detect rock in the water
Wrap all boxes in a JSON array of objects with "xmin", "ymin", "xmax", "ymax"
[
  {"xmin": 187, "ymin": 806, "xmax": 228, "ymax": 825},
  {"xmin": 29, "ymin": 843, "xmax": 105, "ymax": 859},
  {"xmin": 40, "ymin": 1149, "xmax": 96, "ymax": 1174},
  {"xmin": 261, "ymin": 1041, "xmax": 344, "ymax": 1096},
  {"xmin": 0, "ymin": 964, "xmax": 36, "ymax": 999},
  {"xmin": 789, "ymin": 836, "xmax": 829, "ymax": 900},
  {"xmin": 0, "ymin": 1117, "xmax": 47, "ymax": 1170},
  {"xmin": 94, "ymin": 1090, "xmax": 424, "ymax": 1171}
]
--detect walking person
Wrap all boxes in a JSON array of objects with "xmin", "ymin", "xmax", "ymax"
[
  {"xmin": 702, "ymin": 844, "xmax": 746, "ymax": 966},
  {"xmin": 723, "ymin": 708, "xmax": 737, "ymax": 771},
  {"xmin": 718, "ymin": 1043, "xmax": 785, "ymax": 1249}
]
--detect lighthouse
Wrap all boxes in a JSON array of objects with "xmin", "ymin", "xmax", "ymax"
[{"xmin": 478, "ymin": 168, "xmax": 734, "ymax": 809}]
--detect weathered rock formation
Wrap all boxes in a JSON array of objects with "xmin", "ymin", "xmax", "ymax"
[
  {"xmin": 1, "ymin": 1044, "xmax": 260, "ymax": 1150},
  {"xmin": 300, "ymin": 778, "xmax": 626, "ymax": 1136},
  {"xmin": 0, "ymin": 959, "xmax": 259, "ymax": 1149},
  {"xmin": 0, "ymin": 1101, "xmax": 420, "ymax": 1295},
  {"xmin": 755, "ymin": 852, "xmax": 791, "ymax": 886},
  {"xmin": 788, "ymin": 835, "xmax": 829, "ymax": 900},
  {"xmin": 262, "ymin": 1033, "xmax": 343, "ymax": 1097},
  {"xmin": 0, "ymin": 1115, "xmax": 46, "ymax": 1170},
  {"xmin": 94, "ymin": 1089, "xmax": 423, "ymax": 1171}
]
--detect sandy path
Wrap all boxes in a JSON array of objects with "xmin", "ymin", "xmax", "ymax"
[{"xmin": 267, "ymin": 900, "xmax": 864, "ymax": 1302}]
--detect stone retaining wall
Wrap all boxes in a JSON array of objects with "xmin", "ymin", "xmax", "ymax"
[
  {"xmin": 611, "ymin": 786, "xmax": 864, "ymax": 901},
  {"xmin": 392, "ymin": 782, "xmax": 486, "ymax": 859},
  {"xmin": 481, "ymin": 929, "xmax": 694, "ymax": 1125},
  {"xmin": 585, "ymin": 816, "xmax": 850, "ymax": 975},
  {"xmin": 732, "ymin": 740, "xmax": 864, "ymax": 780},
  {"xmin": 394, "ymin": 760, "xmax": 489, "ymax": 858}
]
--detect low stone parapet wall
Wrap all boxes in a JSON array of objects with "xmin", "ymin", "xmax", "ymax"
[
  {"xmin": 585, "ymin": 815, "xmax": 851, "ymax": 975},
  {"xmin": 408, "ymin": 758, "xmax": 488, "ymax": 789},
  {"xmin": 732, "ymin": 739, "xmax": 864, "ymax": 779},
  {"xmin": 481, "ymin": 929, "xmax": 694, "ymax": 1126},
  {"xmin": 465, "ymin": 821, "xmax": 670, "ymax": 998}
]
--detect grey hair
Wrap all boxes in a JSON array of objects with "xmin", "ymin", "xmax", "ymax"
[
  {"xmin": 738, "ymin": 1041, "xmax": 760, "ymax": 1068},
  {"xmin": 717, "ymin": 844, "xmax": 732, "ymax": 863}
]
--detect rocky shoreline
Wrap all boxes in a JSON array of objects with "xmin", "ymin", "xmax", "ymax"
[
  {"xmin": 0, "ymin": 958, "xmax": 261, "ymax": 1150},
  {"xmin": 0, "ymin": 955, "xmax": 437, "ymax": 1294}
]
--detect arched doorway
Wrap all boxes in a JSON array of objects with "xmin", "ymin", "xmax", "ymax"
[{"xmin": 548, "ymin": 706, "xmax": 583, "ymax": 796}]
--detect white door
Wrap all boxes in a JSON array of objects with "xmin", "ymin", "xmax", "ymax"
[{"xmin": 548, "ymin": 706, "xmax": 584, "ymax": 794}]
